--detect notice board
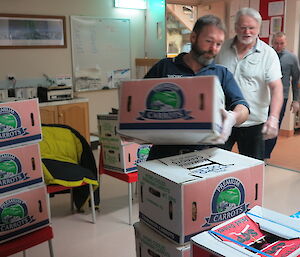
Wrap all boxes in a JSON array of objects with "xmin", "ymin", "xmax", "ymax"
[{"xmin": 70, "ymin": 16, "xmax": 131, "ymax": 91}]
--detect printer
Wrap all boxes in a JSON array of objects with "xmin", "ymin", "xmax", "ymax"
[{"xmin": 37, "ymin": 85, "xmax": 73, "ymax": 102}]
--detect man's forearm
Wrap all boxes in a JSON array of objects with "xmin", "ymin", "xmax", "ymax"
[{"xmin": 232, "ymin": 104, "xmax": 249, "ymax": 125}]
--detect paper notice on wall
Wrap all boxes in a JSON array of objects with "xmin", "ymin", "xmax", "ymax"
[
  {"xmin": 270, "ymin": 16, "xmax": 282, "ymax": 34},
  {"xmin": 268, "ymin": 1, "xmax": 284, "ymax": 16},
  {"xmin": 260, "ymin": 20, "xmax": 270, "ymax": 38}
]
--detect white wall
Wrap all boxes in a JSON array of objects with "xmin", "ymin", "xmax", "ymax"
[{"xmin": 0, "ymin": 0, "xmax": 166, "ymax": 134}]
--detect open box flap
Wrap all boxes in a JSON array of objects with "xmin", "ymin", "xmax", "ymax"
[
  {"xmin": 247, "ymin": 206, "xmax": 300, "ymax": 239},
  {"xmin": 138, "ymin": 148, "xmax": 263, "ymax": 184}
]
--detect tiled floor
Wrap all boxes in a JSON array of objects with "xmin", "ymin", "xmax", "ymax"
[{"xmin": 9, "ymin": 155, "xmax": 300, "ymax": 257}]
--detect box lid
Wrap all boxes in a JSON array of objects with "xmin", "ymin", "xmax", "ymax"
[{"xmin": 138, "ymin": 148, "xmax": 263, "ymax": 184}]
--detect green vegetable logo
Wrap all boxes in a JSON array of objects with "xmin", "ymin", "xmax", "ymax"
[
  {"xmin": 0, "ymin": 154, "xmax": 28, "ymax": 190},
  {"xmin": 216, "ymin": 187, "xmax": 241, "ymax": 212},
  {"xmin": 136, "ymin": 145, "xmax": 152, "ymax": 164},
  {"xmin": 138, "ymin": 82, "xmax": 193, "ymax": 120},
  {"xmin": 0, "ymin": 198, "xmax": 35, "ymax": 231},
  {"xmin": 1, "ymin": 204, "xmax": 24, "ymax": 224},
  {"xmin": 0, "ymin": 106, "xmax": 28, "ymax": 140},
  {"xmin": 0, "ymin": 160, "xmax": 18, "ymax": 179},
  {"xmin": 0, "ymin": 114, "xmax": 17, "ymax": 132},
  {"xmin": 203, "ymin": 177, "xmax": 248, "ymax": 227}
]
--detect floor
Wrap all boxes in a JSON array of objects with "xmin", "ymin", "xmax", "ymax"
[{"xmin": 9, "ymin": 150, "xmax": 300, "ymax": 257}]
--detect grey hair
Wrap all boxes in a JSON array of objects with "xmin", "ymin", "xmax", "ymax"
[
  {"xmin": 192, "ymin": 14, "xmax": 226, "ymax": 35},
  {"xmin": 235, "ymin": 7, "xmax": 262, "ymax": 26}
]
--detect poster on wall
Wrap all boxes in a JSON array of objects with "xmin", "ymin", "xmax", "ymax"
[
  {"xmin": 268, "ymin": 1, "xmax": 284, "ymax": 16},
  {"xmin": 260, "ymin": 20, "xmax": 270, "ymax": 38},
  {"xmin": 270, "ymin": 16, "xmax": 282, "ymax": 34}
]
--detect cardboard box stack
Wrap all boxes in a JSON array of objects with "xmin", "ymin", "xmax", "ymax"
[
  {"xmin": 116, "ymin": 76, "xmax": 268, "ymax": 256},
  {"xmin": 190, "ymin": 206, "xmax": 300, "ymax": 257},
  {"xmin": 0, "ymin": 99, "xmax": 50, "ymax": 243},
  {"xmin": 98, "ymin": 113, "xmax": 151, "ymax": 173}
]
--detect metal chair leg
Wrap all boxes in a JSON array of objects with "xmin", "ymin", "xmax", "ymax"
[
  {"xmin": 70, "ymin": 188, "xmax": 74, "ymax": 213},
  {"xmin": 23, "ymin": 250, "xmax": 26, "ymax": 257},
  {"xmin": 128, "ymin": 183, "xmax": 132, "ymax": 225},
  {"xmin": 48, "ymin": 239, "xmax": 54, "ymax": 257},
  {"xmin": 89, "ymin": 184, "xmax": 96, "ymax": 224}
]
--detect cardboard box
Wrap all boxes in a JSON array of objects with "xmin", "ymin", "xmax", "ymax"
[
  {"xmin": 0, "ymin": 143, "xmax": 43, "ymax": 194},
  {"xmin": 138, "ymin": 148, "xmax": 264, "ymax": 244},
  {"xmin": 0, "ymin": 98, "xmax": 42, "ymax": 149},
  {"xmin": 134, "ymin": 221, "xmax": 190, "ymax": 257},
  {"xmin": 191, "ymin": 206, "xmax": 300, "ymax": 257},
  {"xmin": 102, "ymin": 143, "xmax": 152, "ymax": 173},
  {"xmin": 98, "ymin": 114, "xmax": 130, "ymax": 145},
  {"xmin": 0, "ymin": 185, "xmax": 50, "ymax": 243},
  {"xmin": 118, "ymin": 76, "xmax": 225, "ymax": 145}
]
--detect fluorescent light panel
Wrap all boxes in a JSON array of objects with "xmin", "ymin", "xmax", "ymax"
[{"xmin": 114, "ymin": 0, "xmax": 147, "ymax": 9}]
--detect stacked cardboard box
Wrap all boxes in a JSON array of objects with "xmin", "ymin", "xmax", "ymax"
[
  {"xmin": 116, "ymin": 76, "xmax": 266, "ymax": 256},
  {"xmin": 0, "ymin": 99, "xmax": 49, "ymax": 243},
  {"xmin": 133, "ymin": 148, "xmax": 264, "ymax": 256},
  {"xmin": 97, "ymin": 113, "xmax": 151, "ymax": 173}
]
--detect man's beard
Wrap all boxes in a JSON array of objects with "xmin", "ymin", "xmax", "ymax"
[
  {"xmin": 237, "ymin": 34, "xmax": 257, "ymax": 45},
  {"xmin": 191, "ymin": 44, "xmax": 214, "ymax": 66}
]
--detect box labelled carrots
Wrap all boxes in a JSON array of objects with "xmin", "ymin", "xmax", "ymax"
[
  {"xmin": 138, "ymin": 148, "xmax": 264, "ymax": 245},
  {"xmin": 98, "ymin": 114, "xmax": 131, "ymax": 145},
  {"xmin": 0, "ymin": 185, "xmax": 50, "ymax": 243},
  {"xmin": 0, "ymin": 98, "xmax": 42, "ymax": 149},
  {"xmin": 0, "ymin": 143, "xmax": 43, "ymax": 194},
  {"xmin": 102, "ymin": 143, "xmax": 152, "ymax": 173},
  {"xmin": 118, "ymin": 76, "xmax": 225, "ymax": 145}
]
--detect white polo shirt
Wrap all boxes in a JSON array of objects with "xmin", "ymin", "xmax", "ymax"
[{"xmin": 215, "ymin": 37, "xmax": 282, "ymax": 127}]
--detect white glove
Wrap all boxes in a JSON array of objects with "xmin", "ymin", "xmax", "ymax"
[
  {"xmin": 214, "ymin": 109, "xmax": 237, "ymax": 144},
  {"xmin": 261, "ymin": 115, "xmax": 279, "ymax": 140}
]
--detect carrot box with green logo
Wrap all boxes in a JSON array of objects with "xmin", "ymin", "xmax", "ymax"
[
  {"xmin": 0, "ymin": 143, "xmax": 43, "ymax": 194},
  {"xmin": 118, "ymin": 76, "xmax": 225, "ymax": 145},
  {"xmin": 138, "ymin": 148, "xmax": 264, "ymax": 245},
  {"xmin": 98, "ymin": 114, "xmax": 131, "ymax": 145},
  {"xmin": 0, "ymin": 98, "xmax": 42, "ymax": 149},
  {"xmin": 0, "ymin": 185, "xmax": 50, "ymax": 243},
  {"xmin": 102, "ymin": 142, "xmax": 152, "ymax": 173},
  {"xmin": 134, "ymin": 221, "xmax": 191, "ymax": 257},
  {"xmin": 191, "ymin": 206, "xmax": 300, "ymax": 257}
]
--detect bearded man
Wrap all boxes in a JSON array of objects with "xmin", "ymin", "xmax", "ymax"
[{"xmin": 143, "ymin": 14, "xmax": 250, "ymax": 160}]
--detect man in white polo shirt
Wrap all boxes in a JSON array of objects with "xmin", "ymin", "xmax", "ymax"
[{"xmin": 215, "ymin": 7, "xmax": 283, "ymax": 160}]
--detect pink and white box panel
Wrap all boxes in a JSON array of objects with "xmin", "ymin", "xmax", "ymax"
[
  {"xmin": 118, "ymin": 76, "xmax": 225, "ymax": 145},
  {"xmin": 0, "ymin": 98, "xmax": 42, "ymax": 149},
  {"xmin": 0, "ymin": 143, "xmax": 43, "ymax": 194},
  {"xmin": 0, "ymin": 185, "xmax": 50, "ymax": 243},
  {"xmin": 138, "ymin": 148, "xmax": 264, "ymax": 245},
  {"xmin": 102, "ymin": 143, "xmax": 151, "ymax": 173}
]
